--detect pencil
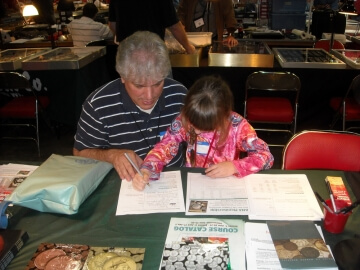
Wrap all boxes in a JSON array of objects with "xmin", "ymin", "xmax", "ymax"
[{"xmin": 124, "ymin": 153, "xmax": 150, "ymax": 186}]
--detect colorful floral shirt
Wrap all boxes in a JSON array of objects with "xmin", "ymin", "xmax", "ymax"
[{"xmin": 141, "ymin": 111, "xmax": 274, "ymax": 179}]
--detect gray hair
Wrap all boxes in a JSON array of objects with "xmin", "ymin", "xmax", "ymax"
[{"xmin": 115, "ymin": 31, "xmax": 171, "ymax": 83}]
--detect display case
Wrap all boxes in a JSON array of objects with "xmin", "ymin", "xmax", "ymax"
[
  {"xmin": 272, "ymin": 48, "xmax": 346, "ymax": 69},
  {"xmin": 169, "ymin": 48, "xmax": 203, "ymax": 67},
  {"xmin": 0, "ymin": 48, "xmax": 50, "ymax": 70},
  {"xmin": 208, "ymin": 41, "xmax": 274, "ymax": 67},
  {"xmin": 21, "ymin": 46, "xmax": 106, "ymax": 70},
  {"xmin": 331, "ymin": 49, "xmax": 360, "ymax": 69}
]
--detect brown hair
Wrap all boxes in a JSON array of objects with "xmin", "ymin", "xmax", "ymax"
[{"xmin": 181, "ymin": 75, "xmax": 233, "ymax": 144}]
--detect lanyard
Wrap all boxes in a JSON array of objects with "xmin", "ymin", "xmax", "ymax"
[{"xmin": 194, "ymin": 131, "xmax": 217, "ymax": 168}]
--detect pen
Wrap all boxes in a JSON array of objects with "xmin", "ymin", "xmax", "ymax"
[
  {"xmin": 339, "ymin": 200, "xmax": 360, "ymax": 214},
  {"xmin": 124, "ymin": 153, "xmax": 149, "ymax": 186},
  {"xmin": 326, "ymin": 180, "xmax": 337, "ymax": 212},
  {"xmin": 314, "ymin": 191, "xmax": 333, "ymax": 214}
]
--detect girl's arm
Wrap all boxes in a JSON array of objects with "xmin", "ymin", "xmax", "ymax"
[
  {"xmin": 140, "ymin": 117, "xmax": 186, "ymax": 180},
  {"xmin": 232, "ymin": 120, "xmax": 274, "ymax": 178}
]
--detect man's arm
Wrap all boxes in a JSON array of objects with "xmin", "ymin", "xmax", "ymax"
[
  {"xmin": 73, "ymin": 148, "xmax": 142, "ymax": 181},
  {"xmin": 168, "ymin": 21, "xmax": 195, "ymax": 54},
  {"xmin": 108, "ymin": 21, "xmax": 116, "ymax": 36}
]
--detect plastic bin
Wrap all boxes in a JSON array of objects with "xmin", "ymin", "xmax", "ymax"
[{"xmin": 186, "ymin": 32, "xmax": 212, "ymax": 47}]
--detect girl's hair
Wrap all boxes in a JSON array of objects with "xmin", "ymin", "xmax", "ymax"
[{"xmin": 181, "ymin": 75, "xmax": 234, "ymax": 143}]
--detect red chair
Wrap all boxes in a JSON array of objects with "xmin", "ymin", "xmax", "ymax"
[
  {"xmin": 330, "ymin": 74, "xmax": 360, "ymax": 131},
  {"xmin": 314, "ymin": 39, "xmax": 345, "ymax": 52},
  {"xmin": 244, "ymin": 71, "xmax": 301, "ymax": 147},
  {"xmin": 282, "ymin": 130, "xmax": 360, "ymax": 171},
  {"xmin": 0, "ymin": 72, "xmax": 50, "ymax": 156}
]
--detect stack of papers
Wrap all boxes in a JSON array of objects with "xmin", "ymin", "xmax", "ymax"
[
  {"xmin": 116, "ymin": 172, "xmax": 323, "ymax": 221},
  {"xmin": 0, "ymin": 163, "xmax": 38, "ymax": 202}
]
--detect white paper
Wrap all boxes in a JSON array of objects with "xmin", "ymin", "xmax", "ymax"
[
  {"xmin": 245, "ymin": 222, "xmax": 282, "ymax": 270},
  {"xmin": 186, "ymin": 173, "xmax": 249, "ymax": 216},
  {"xmin": 245, "ymin": 174, "xmax": 323, "ymax": 221},
  {"xmin": 10, "ymin": 39, "xmax": 30, "ymax": 43},
  {"xmin": 0, "ymin": 163, "xmax": 38, "ymax": 202},
  {"xmin": 116, "ymin": 171, "xmax": 185, "ymax": 215}
]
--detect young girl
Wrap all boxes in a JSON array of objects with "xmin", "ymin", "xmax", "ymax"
[{"xmin": 132, "ymin": 76, "xmax": 274, "ymax": 190}]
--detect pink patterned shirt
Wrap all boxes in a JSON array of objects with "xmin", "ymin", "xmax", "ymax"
[{"xmin": 141, "ymin": 112, "xmax": 274, "ymax": 179}]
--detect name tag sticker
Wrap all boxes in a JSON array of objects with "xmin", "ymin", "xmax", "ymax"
[
  {"xmin": 159, "ymin": 131, "xmax": 166, "ymax": 140},
  {"xmin": 194, "ymin": 17, "xmax": 205, "ymax": 28},
  {"xmin": 196, "ymin": 141, "xmax": 209, "ymax": 156}
]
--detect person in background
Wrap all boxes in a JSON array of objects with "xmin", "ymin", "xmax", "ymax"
[
  {"xmin": 313, "ymin": 0, "xmax": 339, "ymax": 10},
  {"xmin": 57, "ymin": 0, "xmax": 75, "ymax": 23},
  {"xmin": 108, "ymin": 0, "xmax": 195, "ymax": 54},
  {"xmin": 132, "ymin": 75, "xmax": 274, "ymax": 191},
  {"xmin": 67, "ymin": 3, "xmax": 113, "ymax": 47},
  {"xmin": 73, "ymin": 31, "xmax": 188, "ymax": 181},
  {"xmin": 177, "ymin": 0, "xmax": 238, "ymax": 47}
]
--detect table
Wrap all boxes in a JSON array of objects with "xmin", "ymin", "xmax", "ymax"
[
  {"xmin": 3, "ymin": 40, "xmax": 73, "ymax": 49},
  {"xmin": 5, "ymin": 168, "xmax": 359, "ymax": 269}
]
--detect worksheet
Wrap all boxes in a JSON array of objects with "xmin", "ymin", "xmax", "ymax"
[
  {"xmin": 116, "ymin": 170, "xmax": 185, "ymax": 215},
  {"xmin": 246, "ymin": 174, "xmax": 323, "ymax": 221},
  {"xmin": 186, "ymin": 172, "xmax": 249, "ymax": 216}
]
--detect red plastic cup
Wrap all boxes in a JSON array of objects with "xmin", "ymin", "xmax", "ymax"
[{"xmin": 323, "ymin": 199, "xmax": 352, "ymax": 234}]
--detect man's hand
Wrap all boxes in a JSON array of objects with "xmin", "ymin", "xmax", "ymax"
[
  {"xmin": 204, "ymin": 161, "xmax": 237, "ymax": 178},
  {"xmin": 73, "ymin": 148, "xmax": 143, "ymax": 181},
  {"xmin": 223, "ymin": 35, "xmax": 238, "ymax": 47},
  {"xmin": 113, "ymin": 151, "xmax": 143, "ymax": 182},
  {"xmin": 132, "ymin": 169, "xmax": 150, "ymax": 191}
]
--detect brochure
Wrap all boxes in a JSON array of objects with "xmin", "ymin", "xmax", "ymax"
[
  {"xmin": 267, "ymin": 221, "xmax": 338, "ymax": 269},
  {"xmin": 160, "ymin": 218, "xmax": 245, "ymax": 269}
]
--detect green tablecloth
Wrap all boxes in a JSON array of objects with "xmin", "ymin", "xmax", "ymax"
[{"xmin": 6, "ymin": 168, "xmax": 360, "ymax": 269}]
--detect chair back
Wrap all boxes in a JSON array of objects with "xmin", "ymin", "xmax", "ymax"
[
  {"xmin": 351, "ymin": 74, "xmax": 360, "ymax": 104},
  {"xmin": 330, "ymin": 74, "xmax": 360, "ymax": 131},
  {"xmin": 244, "ymin": 71, "xmax": 301, "ymax": 131},
  {"xmin": 0, "ymin": 72, "xmax": 31, "ymax": 89},
  {"xmin": 282, "ymin": 130, "xmax": 360, "ymax": 171},
  {"xmin": 314, "ymin": 39, "xmax": 345, "ymax": 52},
  {"xmin": 245, "ymin": 71, "xmax": 301, "ymax": 93}
]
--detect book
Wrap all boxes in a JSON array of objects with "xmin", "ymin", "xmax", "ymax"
[
  {"xmin": 267, "ymin": 220, "xmax": 338, "ymax": 269},
  {"xmin": 0, "ymin": 229, "xmax": 29, "ymax": 270},
  {"xmin": 159, "ymin": 218, "xmax": 245, "ymax": 269},
  {"xmin": 25, "ymin": 243, "xmax": 145, "ymax": 270}
]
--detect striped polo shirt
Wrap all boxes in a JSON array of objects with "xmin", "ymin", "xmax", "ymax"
[{"xmin": 74, "ymin": 77, "xmax": 187, "ymax": 165}]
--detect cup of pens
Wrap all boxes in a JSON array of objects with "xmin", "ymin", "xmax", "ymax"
[{"xmin": 323, "ymin": 199, "xmax": 352, "ymax": 234}]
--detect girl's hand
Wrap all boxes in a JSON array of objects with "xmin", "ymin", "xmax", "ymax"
[
  {"xmin": 204, "ymin": 162, "xmax": 237, "ymax": 178},
  {"xmin": 132, "ymin": 169, "xmax": 150, "ymax": 191}
]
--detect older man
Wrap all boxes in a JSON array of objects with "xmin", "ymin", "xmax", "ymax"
[{"xmin": 73, "ymin": 31, "xmax": 188, "ymax": 181}]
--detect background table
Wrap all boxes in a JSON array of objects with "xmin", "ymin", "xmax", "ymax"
[{"xmin": 6, "ymin": 168, "xmax": 359, "ymax": 269}]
